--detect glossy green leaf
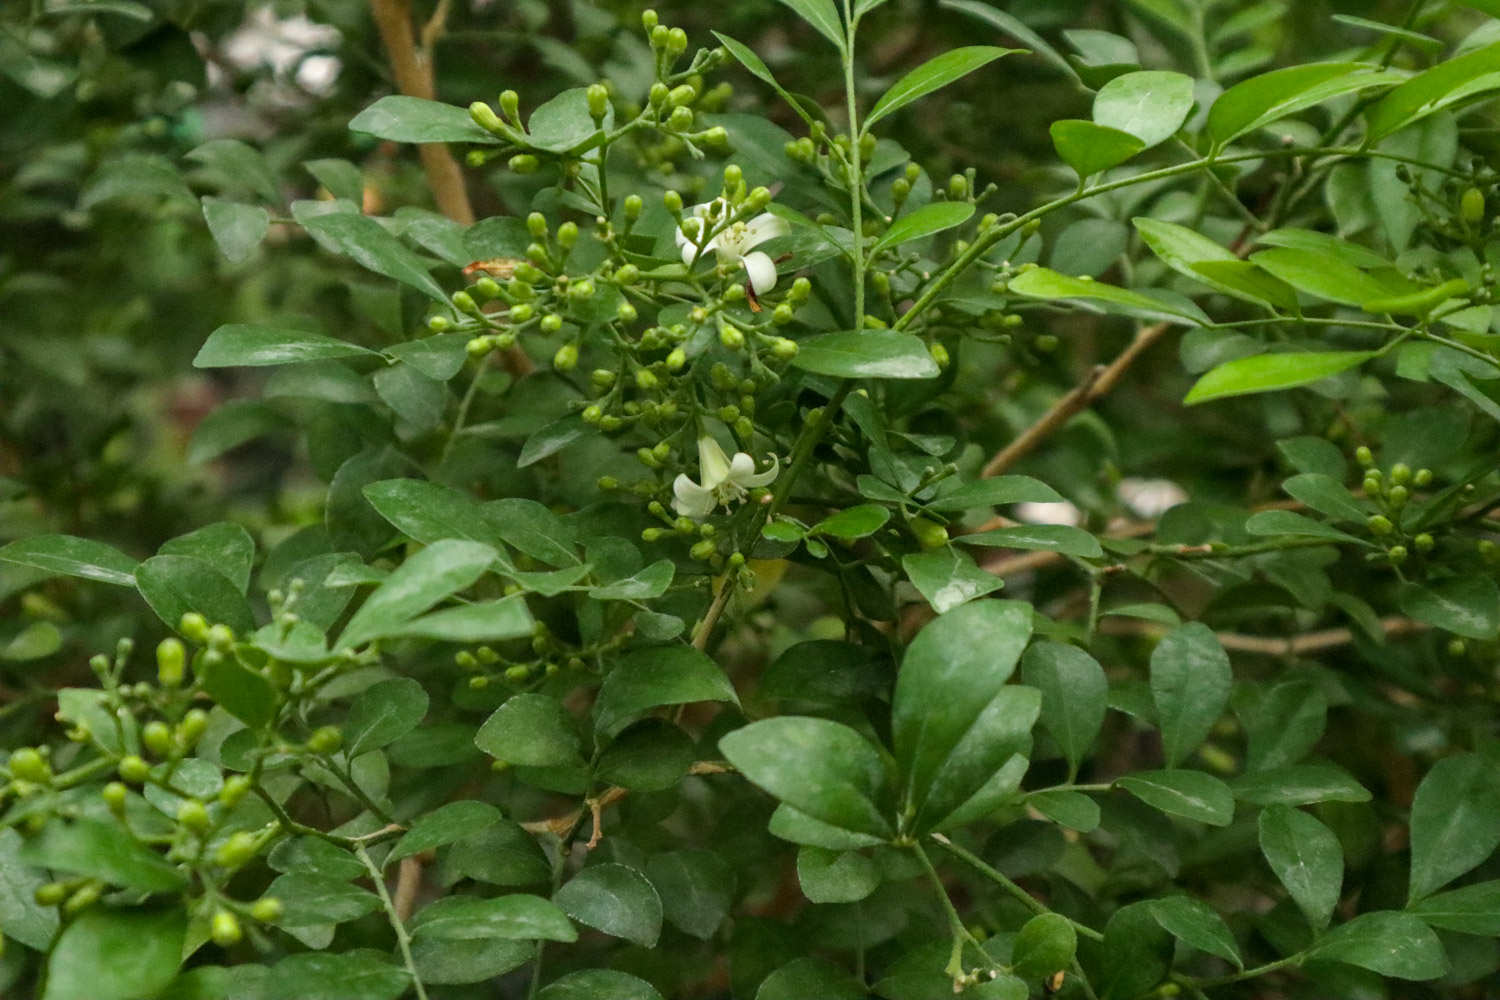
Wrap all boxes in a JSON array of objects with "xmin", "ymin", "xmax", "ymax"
[
  {"xmin": 373, "ymin": 361, "xmax": 447, "ymax": 430},
  {"xmin": 1244, "ymin": 509, "xmax": 1365, "ymax": 544},
  {"xmin": 720, "ymin": 717, "xmax": 893, "ymax": 838},
  {"xmin": 1280, "ymin": 473, "xmax": 1366, "ymax": 524},
  {"xmin": 1244, "ymin": 679, "xmax": 1328, "ymax": 772},
  {"xmin": 1027, "ymin": 789, "xmax": 1100, "ymax": 832},
  {"xmin": 1258, "ymin": 804, "xmax": 1343, "ymax": 931},
  {"xmin": 388, "ymin": 801, "xmax": 502, "ymax": 862},
  {"xmin": 942, "ymin": 0, "xmax": 1079, "ymax": 82},
  {"xmin": 0, "ymin": 828, "xmax": 58, "ymax": 949},
  {"xmin": 410, "ymin": 894, "xmax": 577, "ymax": 942},
  {"xmin": 526, "ymin": 87, "xmax": 611, "ymax": 153},
  {"xmin": 1150, "ymin": 896, "xmax": 1242, "ymax": 968},
  {"xmin": 589, "ymin": 560, "xmax": 674, "ymax": 601},
  {"xmin": 301, "ymin": 212, "xmax": 447, "ymax": 301},
  {"xmin": 345, "ymin": 677, "xmax": 428, "ymax": 757},
  {"xmin": 773, "ymin": 0, "xmax": 846, "ymax": 52},
  {"xmin": 1011, "ymin": 912, "xmax": 1077, "ymax": 980},
  {"xmin": 198, "ymin": 648, "xmax": 277, "ymax": 728},
  {"xmin": 1008, "ymin": 267, "xmax": 1208, "ymax": 325},
  {"xmin": 958, "ymin": 524, "xmax": 1103, "ymax": 558},
  {"xmin": 349, "ymin": 95, "xmax": 502, "ymax": 144},
  {"xmin": 791, "ymin": 330, "xmax": 941, "ymax": 379},
  {"xmin": 1133, "ymin": 217, "xmax": 1296, "ymax": 308},
  {"xmin": 1149, "ymin": 622, "xmax": 1232, "ymax": 767},
  {"xmin": 1230, "ymin": 763, "xmax": 1371, "ymax": 806},
  {"xmin": 1366, "ymin": 41, "xmax": 1500, "ymax": 141},
  {"xmin": 1189, "ymin": 260, "xmax": 1300, "ymax": 310},
  {"xmin": 1398, "ymin": 577, "xmax": 1500, "ymax": 639},
  {"xmin": 477, "ymin": 694, "xmax": 583, "ymax": 767},
  {"xmin": 1021, "ymin": 641, "xmax": 1107, "ymax": 771},
  {"xmin": 378, "ymin": 594, "xmax": 534, "ymax": 642},
  {"xmin": 1050, "ymin": 119, "xmax": 1146, "ymax": 178},
  {"xmin": 266, "ymin": 873, "xmax": 381, "ymax": 927},
  {"xmin": 135, "ymin": 554, "xmax": 255, "ymax": 635},
  {"xmin": 0, "ymin": 534, "xmax": 137, "ymax": 587},
  {"xmin": 21, "ymin": 818, "xmax": 187, "ymax": 892},
  {"xmin": 338, "ymin": 539, "xmax": 497, "ymax": 648},
  {"xmin": 927, "ymin": 475, "xmax": 1064, "ymax": 511},
  {"xmin": 1307, "ymin": 911, "xmax": 1448, "ymax": 980},
  {"xmin": 1117, "ymin": 769, "xmax": 1235, "ymax": 825},
  {"xmin": 1249, "ymin": 247, "xmax": 1396, "ymax": 305},
  {"xmin": 1408, "ymin": 880, "xmax": 1500, "ymax": 935},
  {"xmin": 554, "ymin": 863, "xmax": 662, "ymax": 947},
  {"xmin": 362, "ymin": 479, "xmax": 504, "ymax": 548},
  {"xmin": 594, "ymin": 645, "xmax": 739, "ymax": 737},
  {"xmin": 536, "ymin": 970, "xmax": 663, "ymax": 1000},
  {"xmin": 757, "ymin": 958, "xmax": 868, "ymax": 1000},
  {"xmin": 871, "ymin": 201, "xmax": 974, "ymax": 255},
  {"xmin": 263, "ymin": 950, "xmax": 410, "ymax": 1000},
  {"xmin": 1094, "ymin": 70, "xmax": 1196, "ymax": 147},
  {"xmin": 796, "ymin": 846, "xmax": 880, "ymax": 903},
  {"xmin": 1184, "ymin": 350, "xmax": 1376, "ymax": 404},
  {"xmin": 202, "ymin": 198, "xmax": 269, "ymax": 262},
  {"xmin": 1207, "ymin": 62, "xmax": 1403, "ymax": 145},
  {"xmin": 645, "ymin": 849, "xmax": 735, "ymax": 940},
  {"xmin": 812, "ymin": 504, "xmax": 890, "ymax": 539},
  {"xmin": 159, "ymin": 522, "xmax": 254, "ymax": 594},
  {"xmin": 1407, "ymin": 753, "xmax": 1500, "ymax": 902},
  {"xmin": 866, "ymin": 47, "xmax": 1017, "ymax": 129},
  {"xmin": 43, "ymin": 907, "xmax": 185, "ymax": 1000},
  {"xmin": 902, "ymin": 546, "xmax": 1006, "ymax": 614},
  {"xmin": 195, "ymin": 324, "xmax": 378, "ymax": 368}
]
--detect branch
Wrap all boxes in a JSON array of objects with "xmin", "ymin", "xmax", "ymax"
[
  {"xmin": 1099, "ymin": 615, "xmax": 1427, "ymax": 654},
  {"xmin": 982, "ymin": 321, "xmax": 1171, "ymax": 478}
]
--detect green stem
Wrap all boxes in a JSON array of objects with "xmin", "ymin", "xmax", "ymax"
[
  {"xmin": 843, "ymin": 0, "xmax": 866, "ymax": 327},
  {"xmin": 1176, "ymin": 952, "xmax": 1304, "ymax": 989},
  {"xmin": 911, "ymin": 842, "xmax": 999, "ymax": 977},
  {"xmin": 358, "ymin": 843, "xmax": 429, "ymax": 1000},
  {"xmin": 931, "ymin": 833, "xmax": 1105, "ymax": 943}
]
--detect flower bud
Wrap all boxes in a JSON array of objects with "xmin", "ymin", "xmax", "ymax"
[
  {"xmin": 1367, "ymin": 514, "xmax": 1394, "ymax": 536},
  {"xmin": 587, "ymin": 83, "xmax": 610, "ymax": 122},
  {"xmin": 1462, "ymin": 187, "xmax": 1486, "ymax": 225},
  {"xmin": 540, "ymin": 313, "xmax": 564, "ymax": 333},
  {"xmin": 474, "ymin": 276, "xmax": 502, "ymax": 300},
  {"xmin": 1390, "ymin": 463, "xmax": 1411, "ymax": 485},
  {"xmin": 1387, "ymin": 544, "xmax": 1408, "ymax": 564},
  {"xmin": 669, "ymin": 84, "xmax": 696, "ymax": 108},
  {"xmin": 211, "ymin": 910, "xmax": 242, "ymax": 947},
  {"xmin": 1387, "ymin": 484, "xmax": 1409, "ymax": 507},
  {"xmin": 118, "ymin": 754, "xmax": 150, "ymax": 784},
  {"xmin": 156, "ymin": 638, "xmax": 185, "ymax": 687},
  {"xmin": 649, "ymin": 81, "xmax": 670, "ymax": 107},
  {"xmin": 63, "ymin": 883, "xmax": 101, "ymax": 916},
  {"xmin": 557, "ymin": 221, "xmax": 579, "ymax": 249},
  {"xmin": 427, "ymin": 315, "xmax": 451, "ymax": 332},
  {"xmin": 664, "ymin": 347, "xmax": 687, "ymax": 371},
  {"xmin": 207, "ymin": 624, "xmax": 235, "ymax": 651},
  {"xmin": 623, "ymin": 195, "xmax": 643, "ymax": 221},
  {"xmin": 568, "ymin": 279, "xmax": 595, "ymax": 301},
  {"xmin": 35, "ymin": 883, "xmax": 67, "ymax": 907},
  {"xmin": 218, "ymin": 775, "xmax": 251, "ymax": 808},
  {"xmin": 641, "ymin": 8, "xmax": 658, "ymax": 30},
  {"xmin": 177, "ymin": 709, "xmax": 209, "ymax": 751},
  {"xmin": 452, "ymin": 290, "xmax": 477, "ymax": 314},
  {"xmin": 691, "ymin": 539, "xmax": 717, "ymax": 561},
  {"xmin": 180, "ymin": 612, "xmax": 210, "ymax": 643},
  {"xmin": 930, "ymin": 342, "xmax": 950, "ymax": 368},
  {"xmin": 215, "ymin": 830, "xmax": 258, "ymax": 868},
  {"xmin": 667, "ymin": 27, "xmax": 688, "ymax": 54},
  {"xmin": 910, "ymin": 517, "xmax": 949, "ymax": 550},
  {"xmin": 510, "ymin": 303, "xmax": 534, "ymax": 322},
  {"xmin": 1414, "ymin": 532, "xmax": 1435, "ymax": 552},
  {"xmin": 1414, "ymin": 468, "xmax": 1433, "ymax": 487},
  {"xmin": 734, "ymin": 416, "xmax": 755, "ymax": 440},
  {"xmin": 1447, "ymin": 638, "xmax": 1468, "ymax": 657},
  {"xmin": 771, "ymin": 304, "xmax": 795, "ymax": 326},
  {"xmin": 663, "ymin": 190, "xmax": 683, "ymax": 215},
  {"xmin": 307, "ymin": 726, "xmax": 342, "ymax": 754},
  {"xmin": 527, "ymin": 211, "xmax": 548, "ymax": 238},
  {"xmin": 143, "ymin": 721, "xmax": 173, "ymax": 758},
  {"xmin": 553, "ymin": 343, "xmax": 579, "ymax": 370},
  {"xmin": 770, "ymin": 337, "xmax": 798, "ymax": 360},
  {"xmin": 667, "ymin": 106, "xmax": 695, "ymax": 131},
  {"xmin": 788, "ymin": 276, "xmax": 811, "ymax": 304},
  {"xmin": 8, "ymin": 748, "xmax": 49, "ymax": 784},
  {"xmin": 469, "ymin": 102, "xmax": 505, "ymax": 135},
  {"xmin": 635, "ymin": 369, "xmax": 659, "ymax": 390},
  {"xmin": 467, "ymin": 336, "xmax": 494, "ymax": 357},
  {"xmin": 102, "ymin": 781, "xmax": 128, "ymax": 813},
  {"xmin": 719, "ymin": 322, "xmax": 745, "ymax": 350},
  {"xmin": 642, "ymin": 527, "xmax": 664, "ymax": 542},
  {"xmin": 499, "ymin": 90, "xmax": 520, "ymax": 121},
  {"xmin": 1355, "ymin": 445, "xmax": 1374, "ymax": 467},
  {"xmin": 250, "ymin": 897, "xmax": 283, "ymax": 923},
  {"xmin": 177, "ymin": 798, "xmax": 210, "ymax": 833},
  {"xmin": 947, "ymin": 174, "xmax": 967, "ymax": 200},
  {"xmin": 700, "ymin": 126, "xmax": 729, "ymax": 149},
  {"xmin": 650, "ymin": 24, "xmax": 670, "ymax": 50}
]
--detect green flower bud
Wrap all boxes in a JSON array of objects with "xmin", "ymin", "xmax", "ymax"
[
  {"xmin": 102, "ymin": 781, "xmax": 128, "ymax": 813},
  {"xmin": 1367, "ymin": 514, "xmax": 1394, "ymax": 535},
  {"xmin": 467, "ymin": 336, "xmax": 494, "ymax": 357},
  {"xmin": 427, "ymin": 315, "xmax": 451, "ymax": 332},
  {"xmin": 718, "ymin": 405, "xmax": 740, "ymax": 422},
  {"xmin": 649, "ymin": 81, "xmax": 670, "ymax": 107},
  {"xmin": 597, "ymin": 475, "xmax": 619, "ymax": 490},
  {"xmin": 734, "ymin": 415, "xmax": 754, "ymax": 440},
  {"xmin": 510, "ymin": 303, "xmax": 534, "ymax": 322},
  {"xmin": 307, "ymin": 726, "xmax": 342, "ymax": 755},
  {"xmin": 118, "ymin": 755, "xmax": 150, "ymax": 784},
  {"xmin": 1035, "ymin": 334, "xmax": 1059, "ymax": 353},
  {"xmin": 250, "ymin": 897, "xmax": 283, "ymax": 923},
  {"xmin": 218, "ymin": 775, "xmax": 251, "ymax": 808},
  {"xmin": 1355, "ymin": 445, "xmax": 1374, "ymax": 467},
  {"xmin": 180, "ymin": 612, "xmax": 210, "ymax": 643},
  {"xmin": 1387, "ymin": 484, "xmax": 1409, "ymax": 507},
  {"xmin": 8, "ymin": 748, "xmax": 49, "ymax": 784},
  {"xmin": 514, "ymin": 262, "xmax": 543, "ymax": 283},
  {"xmin": 722, "ymin": 283, "xmax": 746, "ymax": 303},
  {"xmin": 468, "ymin": 101, "xmax": 505, "ymax": 135},
  {"xmin": 669, "ymin": 84, "xmax": 697, "ymax": 108},
  {"xmin": 871, "ymin": 271, "xmax": 891, "ymax": 297},
  {"xmin": 650, "ymin": 24, "xmax": 671, "ymax": 49},
  {"xmin": 910, "ymin": 517, "xmax": 949, "ymax": 550},
  {"xmin": 474, "ymin": 276, "xmax": 502, "ymax": 300},
  {"xmin": 63, "ymin": 883, "xmax": 101, "ymax": 916},
  {"xmin": 635, "ymin": 369, "xmax": 659, "ymax": 390},
  {"xmin": 641, "ymin": 9, "xmax": 658, "ymax": 31},
  {"xmin": 667, "ymin": 106, "xmax": 695, "ymax": 131},
  {"xmin": 771, "ymin": 337, "xmax": 798, "ymax": 360},
  {"xmin": 1362, "ymin": 475, "xmax": 1382, "ymax": 497},
  {"xmin": 509, "ymin": 152, "xmax": 540, "ymax": 174},
  {"xmin": 468, "ymin": 675, "xmax": 489, "ymax": 689},
  {"xmin": 1462, "ymin": 187, "xmax": 1486, "ymax": 225},
  {"xmin": 527, "ymin": 212, "xmax": 548, "ymax": 238},
  {"xmin": 719, "ymin": 322, "xmax": 745, "ymax": 350},
  {"xmin": 505, "ymin": 665, "xmax": 531, "ymax": 683},
  {"xmin": 1390, "ymin": 463, "xmax": 1412, "ymax": 486},
  {"xmin": 142, "ymin": 721, "xmax": 173, "ymax": 758},
  {"xmin": 599, "ymin": 415, "xmax": 623, "ymax": 431},
  {"xmin": 211, "ymin": 910, "xmax": 242, "ymax": 947},
  {"xmin": 569, "ymin": 279, "xmax": 595, "ymax": 301},
  {"xmin": 215, "ymin": 831, "xmax": 258, "ymax": 868},
  {"xmin": 177, "ymin": 709, "xmax": 209, "ymax": 751},
  {"xmin": 667, "ymin": 27, "xmax": 688, "ymax": 54},
  {"xmin": 930, "ymin": 341, "xmax": 951, "ymax": 368},
  {"xmin": 691, "ymin": 539, "xmax": 717, "ymax": 561},
  {"xmin": 1387, "ymin": 544, "xmax": 1408, "ymax": 564},
  {"xmin": 556, "ymin": 221, "xmax": 579, "ymax": 249},
  {"xmin": 623, "ymin": 195, "xmax": 643, "ymax": 222},
  {"xmin": 1414, "ymin": 532, "xmax": 1435, "ymax": 552},
  {"xmin": 591, "ymin": 368, "xmax": 616, "ymax": 389},
  {"xmin": 1447, "ymin": 638, "xmax": 1468, "ymax": 657},
  {"xmin": 614, "ymin": 263, "xmax": 640, "ymax": 286},
  {"xmin": 587, "ymin": 83, "xmax": 610, "ymax": 121},
  {"xmin": 771, "ymin": 304, "xmax": 795, "ymax": 326},
  {"xmin": 156, "ymin": 638, "xmax": 186, "ymax": 687},
  {"xmin": 582, "ymin": 404, "xmax": 603, "ymax": 425},
  {"xmin": 642, "ymin": 527, "xmax": 664, "ymax": 542},
  {"xmin": 636, "ymin": 446, "xmax": 660, "ymax": 468},
  {"xmin": 35, "ymin": 882, "xmax": 68, "ymax": 907},
  {"xmin": 663, "ymin": 190, "xmax": 684, "ymax": 215},
  {"xmin": 947, "ymin": 174, "xmax": 967, "ymax": 200},
  {"xmin": 207, "ymin": 624, "xmax": 235, "ymax": 651},
  {"xmin": 1414, "ymin": 468, "xmax": 1433, "ymax": 487},
  {"xmin": 540, "ymin": 313, "xmax": 564, "ymax": 333},
  {"xmin": 451, "ymin": 290, "xmax": 477, "ymax": 314},
  {"xmin": 499, "ymin": 89, "xmax": 520, "ymax": 121},
  {"xmin": 788, "ymin": 276, "xmax": 811, "ymax": 304},
  {"xmin": 553, "ymin": 343, "xmax": 579, "ymax": 370},
  {"xmin": 177, "ymin": 798, "xmax": 210, "ymax": 833}
]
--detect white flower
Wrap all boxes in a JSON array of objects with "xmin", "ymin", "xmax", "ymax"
[
  {"xmin": 1117, "ymin": 478, "xmax": 1188, "ymax": 519},
  {"xmin": 672, "ymin": 435, "xmax": 779, "ymax": 519},
  {"xmin": 1015, "ymin": 500, "xmax": 1083, "ymax": 527},
  {"xmin": 674, "ymin": 198, "xmax": 789, "ymax": 295}
]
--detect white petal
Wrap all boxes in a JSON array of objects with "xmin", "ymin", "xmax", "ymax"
[
  {"xmin": 696, "ymin": 435, "xmax": 732, "ymax": 488},
  {"xmin": 681, "ymin": 239, "xmax": 701, "ymax": 267},
  {"xmin": 672, "ymin": 475, "xmax": 716, "ymax": 519},
  {"xmin": 743, "ymin": 251, "xmax": 778, "ymax": 295},
  {"xmin": 741, "ymin": 213, "xmax": 790, "ymax": 248},
  {"xmin": 727, "ymin": 452, "xmax": 757, "ymax": 482},
  {"xmin": 740, "ymin": 452, "xmax": 779, "ymax": 488}
]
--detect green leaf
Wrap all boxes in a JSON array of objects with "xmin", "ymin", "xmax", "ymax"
[
  {"xmin": 42, "ymin": 907, "xmax": 185, "ymax": 1000},
  {"xmin": 1189, "ymin": 261, "xmax": 1300, "ymax": 311},
  {"xmin": 362, "ymin": 479, "xmax": 503, "ymax": 548},
  {"xmin": 927, "ymin": 476, "xmax": 1064, "ymax": 511},
  {"xmin": 1021, "ymin": 641, "xmax": 1107, "ymax": 771},
  {"xmin": 345, "ymin": 677, "xmax": 428, "ymax": 757},
  {"xmin": 1257, "ymin": 226, "xmax": 1392, "ymax": 268},
  {"xmin": 477, "ymin": 694, "xmax": 583, "ymax": 767},
  {"xmin": 871, "ymin": 201, "xmax": 974, "ymax": 255},
  {"xmin": 554, "ymin": 863, "xmax": 662, "ymax": 947},
  {"xmin": 410, "ymin": 894, "xmax": 577, "ymax": 942},
  {"xmin": 263, "ymin": 950, "xmax": 410, "ymax": 1000},
  {"xmin": 80, "ymin": 154, "xmax": 193, "ymax": 208},
  {"xmin": 1184, "ymin": 350, "xmax": 1377, "ymax": 405},
  {"xmin": 187, "ymin": 401, "xmax": 290, "ymax": 463},
  {"xmin": 202, "ymin": 198, "xmax": 269, "ymax": 262},
  {"xmin": 796, "ymin": 846, "xmax": 880, "ymax": 903},
  {"xmin": 866, "ymin": 47, "xmax": 1018, "ymax": 129},
  {"xmin": 1398, "ymin": 577, "xmax": 1500, "ymax": 639},
  {"xmin": 892, "ymin": 600, "xmax": 1035, "ymax": 829},
  {"xmin": 1027, "ymin": 789, "xmax": 1101, "ymax": 832},
  {"xmin": 349, "ymin": 95, "xmax": 502, "ymax": 145},
  {"xmin": 1280, "ymin": 473, "xmax": 1366, "ymax": 524},
  {"xmin": 713, "ymin": 32, "xmax": 804, "ymax": 116},
  {"xmin": 812, "ymin": 504, "xmax": 891, "ymax": 539},
  {"xmin": 1098, "ymin": 901, "xmax": 1174, "ymax": 999},
  {"xmin": 1244, "ymin": 679, "xmax": 1328, "ymax": 772},
  {"xmin": 1011, "ymin": 912, "xmax": 1077, "ymax": 980},
  {"xmin": 596, "ymin": 721, "xmax": 695, "ymax": 792},
  {"xmin": 195, "ymin": 324, "xmax": 379, "ymax": 368},
  {"xmin": 756, "ymin": 958, "xmax": 868, "ymax": 1000},
  {"xmin": 301, "ymin": 212, "xmax": 448, "ymax": 302},
  {"xmin": 0, "ymin": 829, "xmax": 58, "ymax": 950},
  {"xmin": 159, "ymin": 522, "xmax": 254, "ymax": 594},
  {"xmin": 1244, "ymin": 509, "xmax": 1365, "ymax": 544},
  {"xmin": 772, "ymin": 0, "xmax": 846, "ymax": 53},
  {"xmin": 958, "ymin": 524, "xmax": 1103, "ymax": 558},
  {"xmin": 1408, "ymin": 880, "xmax": 1500, "ymax": 935},
  {"xmin": 198, "ymin": 648, "xmax": 277, "ymax": 728},
  {"xmin": 1308, "ymin": 911, "xmax": 1448, "ymax": 980},
  {"xmin": 1007, "ymin": 267, "xmax": 1208, "ymax": 325},
  {"xmin": 388, "ymin": 801, "xmax": 502, "ymax": 863},
  {"xmin": 526, "ymin": 88, "xmax": 611, "ymax": 154},
  {"xmin": 902, "ymin": 547, "xmax": 1006, "ymax": 614},
  {"xmin": 536, "ymin": 970, "xmax": 664, "ymax": 1000},
  {"xmin": 1249, "ymin": 247, "xmax": 1396, "ymax": 305},
  {"xmin": 1367, "ymin": 41, "xmax": 1500, "ymax": 141},
  {"xmin": 1207, "ymin": 62, "xmax": 1403, "ymax": 145},
  {"xmin": 1133, "ymin": 217, "xmax": 1296, "ymax": 309},
  {"xmin": 1408, "ymin": 753, "xmax": 1500, "ymax": 902},
  {"xmin": 266, "ymin": 873, "xmax": 382, "ymax": 927},
  {"xmin": 719, "ymin": 717, "xmax": 893, "ymax": 838},
  {"xmin": 645, "ymin": 849, "xmax": 735, "ymax": 940},
  {"xmin": 1093, "ymin": 70, "xmax": 1196, "ymax": 147},
  {"xmin": 1117, "ymin": 770, "xmax": 1235, "ymax": 825},
  {"xmin": 594, "ymin": 645, "xmax": 739, "ymax": 737},
  {"xmin": 185, "ymin": 138, "xmax": 278, "ymax": 203},
  {"xmin": 791, "ymin": 330, "xmax": 941, "ymax": 379},
  {"xmin": 1231, "ymin": 763, "xmax": 1371, "ymax": 806},
  {"xmin": 1049, "ymin": 119, "xmax": 1147, "ymax": 178},
  {"xmin": 767, "ymin": 803, "xmax": 888, "ymax": 850},
  {"xmin": 21, "ymin": 818, "xmax": 186, "ymax": 892},
  {"xmin": 0, "ymin": 534, "xmax": 137, "ymax": 586},
  {"xmin": 590, "ymin": 560, "xmax": 674, "ymax": 601},
  {"xmin": 519, "ymin": 415, "xmax": 590, "ymax": 468},
  {"xmin": 386, "ymin": 333, "xmax": 470, "ymax": 381},
  {"xmin": 135, "ymin": 555, "xmax": 255, "ymax": 635},
  {"xmin": 1150, "ymin": 896, "xmax": 1242, "ymax": 968},
  {"xmin": 305, "ymin": 158, "xmax": 363, "ymax": 202},
  {"xmin": 378, "ymin": 594, "xmax": 534, "ymax": 643},
  {"xmin": 338, "ymin": 539, "xmax": 497, "ymax": 648},
  {"xmin": 941, "ymin": 0, "xmax": 1080, "ymax": 83},
  {"xmin": 1150, "ymin": 622, "xmax": 1232, "ymax": 768},
  {"xmin": 1258, "ymin": 804, "xmax": 1343, "ymax": 932}
]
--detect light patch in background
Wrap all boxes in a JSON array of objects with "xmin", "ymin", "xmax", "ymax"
[
  {"xmin": 1015, "ymin": 500, "xmax": 1084, "ymax": 527},
  {"xmin": 1117, "ymin": 478, "xmax": 1188, "ymax": 519},
  {"xmin": 213, "ymin": 6, "xmax": 342, "ymax": 96}
]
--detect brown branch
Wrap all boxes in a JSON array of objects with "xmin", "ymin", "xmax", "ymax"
[
  {"xmin": 982, "ymin": 321, "xmax": 1172, "ymax": 478},
  {"xmin": 368, "ymin": 0, "xmax": 473, "ymax": 225},
  {"xmin": 392, "ymin": 855, "xmax": 423, "ymax": 921},
  {"xmin": 1098, "ymin": 615, "xmax": 1427, "ymax": 655}
]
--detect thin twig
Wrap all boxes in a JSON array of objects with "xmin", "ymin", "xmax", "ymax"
[
  {"xmin": 519, "ymin": 761, "xmax": 733, "ymax": 839},
  {"xmin": 1099, "ymin": 615, "xmax": 1426, "ymax": 654},
  {"xmin": 358, "ymin": 842, "xmax": 429, "ymax": 1000}
]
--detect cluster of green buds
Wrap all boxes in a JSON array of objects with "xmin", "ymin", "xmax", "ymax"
[
  {"xmin": 455, "ymin": 621, "xmax": 626, "ymax": 692},
  {"xmin": 1357, "ymin": 448, "xmax": 1436, "ymax": 567}
]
